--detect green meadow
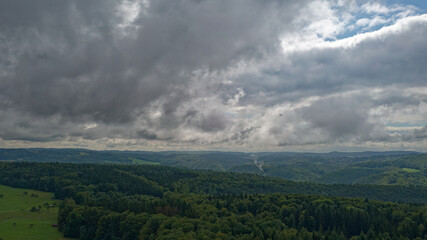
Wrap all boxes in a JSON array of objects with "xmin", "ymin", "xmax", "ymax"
[
  {"xmin": 0, "ymin": 184, "xmax": 71, "ymax": 240},
  {"xmin": 401, "ymin": 167, "xmax": 420, "ymax": 173},
  {"xmin": 129, "ymin": 157, "xmax": 161, "ymax": 165}
]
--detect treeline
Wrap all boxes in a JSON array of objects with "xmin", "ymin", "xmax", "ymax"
[
  {"xmin": 57, "ymin": 194, "xmax": 427, "ymax": 240},
  {"xmin": 316, "ymin": 154, "xmax": 427, "ymax": 186},
  {"xmin": 0, "ymin": 148, "xmax": 158, "ymax": 164},
  {"xmin": 1, "ymin": 162, "xmax": 427, "ymax": 203},
  {"xmin": 0, "ymin": 162, "xmax": 427, "ymax": 239},
  {"xmin": 2, "ymin": 148, "xmax": 425, "ymax": 187}
]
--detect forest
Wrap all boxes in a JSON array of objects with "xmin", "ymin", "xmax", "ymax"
[
  {"xmin": 0, "ymin": 162, "xmax": 426, "ymax": 239},
  {"xmin": 1, "ymin": 149, "xmax": 425, "ymax": 187}
]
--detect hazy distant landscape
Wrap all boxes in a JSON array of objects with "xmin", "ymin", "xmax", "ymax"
[{"xmin": 1, "ymin": 149, "xmax": 425, "ymax": 186}]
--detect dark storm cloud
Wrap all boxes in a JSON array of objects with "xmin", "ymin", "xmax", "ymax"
[
  {"xmin": 0, "ymin": 0, "xmax": 307, "ymax": 125},
  {"xmin": 0, "ymin": 0, "xmax": 135, "ymax": 122},
  {"xmin": 258, "ymin": 91, "xmax": 420, "ymax": 147},
  {"xmin": 228, "ymin": 15, "xmax": 427, "ymax": 149},
  {"xmin": 299, "ymin": 97, "xmax": 370, "ymax": 139},
  {"xmin": 0, "ymin": 0, "xmax": 426, "ymax": 151},
  {"xmin": 236, "ymin": 16, "xmax": 427, "ymax": 105},
  {"xmin": 137, "ymin": 130, "xmax": 158, "ymax": 140},
  {"xmin": 190, "ymin": 110, "xmax": 228, "ymax": 132},
  {"xmin": 414, "ymin": 126, "xmax": 427, "ymax": 139}
]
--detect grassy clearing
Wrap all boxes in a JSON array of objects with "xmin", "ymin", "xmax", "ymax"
[
  {"xmin": 0, "ymin": 184, "xmax": 73, "ymax": 240},
  {"xmin": 401, "ymin": 168, "xmax": 420, "ymax": 173},
  {"xmin": 0, "ymin": 185, "xmax": 54, "ymax": 212},
  {"xmin": 129, "ymin": 157, "xmax": 160, "ymax": 165}
]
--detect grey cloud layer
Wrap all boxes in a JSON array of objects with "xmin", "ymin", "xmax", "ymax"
[
  {"xmin": 1, "ymin": 0, "xmax": 306, "ymax": 122},
  {"xmin": 0, "ymin": 0, "xmax": 426, "ymax": 151}
]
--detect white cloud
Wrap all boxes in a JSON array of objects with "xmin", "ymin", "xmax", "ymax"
[
  {"xmin": 281, "ymin": 14, "xmax": 427, "ymax": 52},
  {"xmin": 361, "ymin": 2, "xmax": 392, "ymax": 14},
  {"xmin": 0, "ymin": 0, "xmax": 426, "ymax": 151}
]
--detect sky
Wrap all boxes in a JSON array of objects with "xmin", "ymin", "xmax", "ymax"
[{"xmin": 0, "ymin": 0, "xmax": 426, "ymax": 152}]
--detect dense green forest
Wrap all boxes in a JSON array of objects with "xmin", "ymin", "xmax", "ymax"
[
  {"xmin": 0, "ymin": 162, "xmax": 427, "ymax": 239},
  {"xmin": 1, "ymin": 162, "xmax": 427, "ymax": 204},
  {"xmin": 1, "ymin": 149, "xmax": 426, "ymax": 187}
]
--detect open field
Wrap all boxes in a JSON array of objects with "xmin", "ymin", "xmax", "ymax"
[
  {"xmin": 0, "ymin": 184, "xmax": 72, "ymax": 240},
  {"xmin": 401, "ymin": 167, "xmax": 420, "ymax": 173},
  {"xmin": 129, "ymin": 157, "xmax": 161, "ymax": 165}
]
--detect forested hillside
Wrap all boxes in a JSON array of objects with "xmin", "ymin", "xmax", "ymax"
[
  {"xmin": 317, "ymin": 154, "xmax": 427, "ymax": 186},
  {"xmin": 1, "ymin": 149, "xmax": 425, "ymax": 187},
  {"xmin": 1, "ymin": 162, "xmax": 427, "ymax": 203},
  {"xmin": 0, "ymin": 162, "xmax": 426, "ymax": 239},
  {"xmin": 0, "ymin": 148, "xmax": 159, "ymax": 164}
]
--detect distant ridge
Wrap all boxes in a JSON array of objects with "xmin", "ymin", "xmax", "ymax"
[{"xmin": 0, "ymin": 148, "xmax": 425, "ymax": 187}]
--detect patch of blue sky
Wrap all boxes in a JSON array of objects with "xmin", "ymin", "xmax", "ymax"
[
  {"xmin": 332, "ymin": 0, "xmax": 425, "ymax": 41},
  {"xmin": 333, "ymin": 16, "xmax": 387, "ymax": 40},
  {"xmin": 387, "ymin": 0, "xmax": 427, "ymax": 12}
]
